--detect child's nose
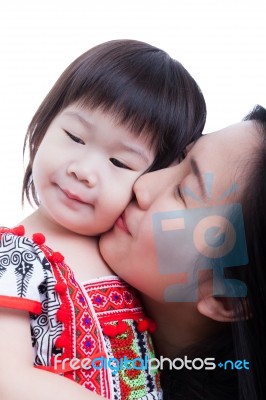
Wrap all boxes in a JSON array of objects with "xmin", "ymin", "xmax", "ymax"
[{"xmin": 67, "ymin": 161, "xmax": 97, "ymax": 188}]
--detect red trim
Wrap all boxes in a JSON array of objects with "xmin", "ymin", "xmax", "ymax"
[
  {"xmin": 0, "ymin": 295, "xmax": 42, "ymax": 314},
  {"xmin": 97, "ymin": 310, "xmax": 144, "ymax": 323},
  {"xmin": 39, "ymin": 244, "xmax": 74, "ymax": 378}
]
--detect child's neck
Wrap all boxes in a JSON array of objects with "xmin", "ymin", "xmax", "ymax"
[
  {"xmin": 20, "ymin": 208, "xmax": 114, "ymax": 282},
  {"xmin": 21, "ymin": 207, "xmax": 83, "ymax": 240}
]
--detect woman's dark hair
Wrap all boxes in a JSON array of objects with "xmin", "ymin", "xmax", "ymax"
[
  {"xmin": 236, "ymin": 104, "xmax": 266, "ymax": 399},
  {"xmin": 22, "ymin": 39, "xmax": 206, "ymax": 205},
  {"xmin": 161, "ymin": 105, "xmax": 266, "ymax": 400}
]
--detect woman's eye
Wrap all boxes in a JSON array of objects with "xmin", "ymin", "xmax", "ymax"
[
  {"xmin": 110, "ymin": 158, "xmax": 131, "ymax": 170},
  {"xmin": 176, "ymin": 184, "xmax": 185, "ymax": 203},
  {"xmin": 65, "ymin": 131, "xmax": 85, "ymax": 145}
]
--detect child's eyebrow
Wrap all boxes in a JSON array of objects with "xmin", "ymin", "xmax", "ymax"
[
  {"xmin": 118, "ymin": 142, "xmax": 151, "ymax": 165},
  {"xmin": 63, "ymin": 111, "xmax": 93, "ymax": 130}
]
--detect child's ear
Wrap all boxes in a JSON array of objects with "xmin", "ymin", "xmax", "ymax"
[{"xmin": 197, "ymin": 296, "xmax": 237, "ymax": 322}]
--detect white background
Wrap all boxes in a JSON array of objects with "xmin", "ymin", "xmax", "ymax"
[{"xmin": 0, "ymin": 0, "xmax": 265, "ymax": 226}]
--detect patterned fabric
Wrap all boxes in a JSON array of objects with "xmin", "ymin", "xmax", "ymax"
[{"xmin": 0, "ymin": 227, "xmax": 161, "ymax": 399}]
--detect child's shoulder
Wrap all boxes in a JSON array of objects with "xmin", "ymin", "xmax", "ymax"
[
  {"xmin": 0, "ymin": 225, "xmax": 52, "ymax": 314},
  {"xmin": 0, "ymin": 225, "xmax": 47, "ymax": 258},
  {"xmin": 0, "ymin": 225, "xmax": 26, "ymax": 237}
]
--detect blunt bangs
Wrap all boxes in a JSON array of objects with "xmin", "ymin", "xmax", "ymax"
[
  {"xmin": 59, "ymin": 45, "xmax": 184, "ymax": 143},
  {"xmin": 59, "ymin": 42, "xmax": 205, "ymax": 170}
]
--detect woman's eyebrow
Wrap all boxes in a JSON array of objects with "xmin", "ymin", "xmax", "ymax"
[{"xmin": 190, "ymin": 157, "xmax": 207, "ymax": 200}]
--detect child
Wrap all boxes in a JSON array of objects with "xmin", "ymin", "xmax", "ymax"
[{"xmin": 0, "ymin": 39, "xmax": 206, "ymax": 400}]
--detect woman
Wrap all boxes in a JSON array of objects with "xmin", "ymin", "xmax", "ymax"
[{"xmin": 100, "ymin": 105, "xmax": 266, "ymax": 399}]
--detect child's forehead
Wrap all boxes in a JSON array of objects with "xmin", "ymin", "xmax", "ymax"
[{"xmin": 60, "ymin": 103, "xmax": 156, "ymax": 146}]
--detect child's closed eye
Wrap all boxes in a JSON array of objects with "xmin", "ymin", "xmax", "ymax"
[
  {"xmin": 110, "ymin": 158, "xmax": 132, "ymax": 170},
  {"xmin": 64, "ymin": 130, "xmax": 85, "ymax": 145}
]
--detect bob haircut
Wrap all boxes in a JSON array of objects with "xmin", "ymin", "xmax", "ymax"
[{"xmin": 23, "ymin": 39, "xmax": 206, "ymax": 205}]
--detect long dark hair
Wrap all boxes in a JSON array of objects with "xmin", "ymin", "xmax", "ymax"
[
  {"xmin": 22, "ymin": 39, "xmax": 206, "ymax": 205},
  {"xmin": 161, "ymin": 105, "xmax": 266, "ymax": 400},
  {"xmin": 236, "ymin": 105, "xmax": 266, "ymax": 399}
]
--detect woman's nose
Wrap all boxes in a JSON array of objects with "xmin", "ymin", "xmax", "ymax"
[{"xmin": 133, "ymin": 169, "xmax": 167, "ymax": 210}]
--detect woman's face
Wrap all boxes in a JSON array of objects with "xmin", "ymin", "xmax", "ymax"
[{"xmin": 99, "ymin": 120, "xmax": 259, "ymax": 302}]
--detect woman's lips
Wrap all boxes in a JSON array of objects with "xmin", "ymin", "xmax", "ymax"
[{"xmin": 115, "ymin": 212, "xmax": 130, "ymax": 234}]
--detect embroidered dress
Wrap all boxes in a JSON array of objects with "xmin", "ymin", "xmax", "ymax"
[{"xmin": 0, "ymin": 227, "xmax": 161, "ymax": 400}]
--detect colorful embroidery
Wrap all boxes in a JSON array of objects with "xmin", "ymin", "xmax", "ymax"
[{"xmin": 0, "ymin": 227, "xmax": 161, "ymax": 399}]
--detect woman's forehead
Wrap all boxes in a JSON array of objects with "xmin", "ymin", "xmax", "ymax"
[{"xmin": 194, "ymin": 121, "xmax": 258, "ymax": 154}]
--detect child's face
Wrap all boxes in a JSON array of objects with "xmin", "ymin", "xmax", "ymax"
[{"xmin": 32, "ymin": 104, "xmax": 155, "ymax": 235}]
